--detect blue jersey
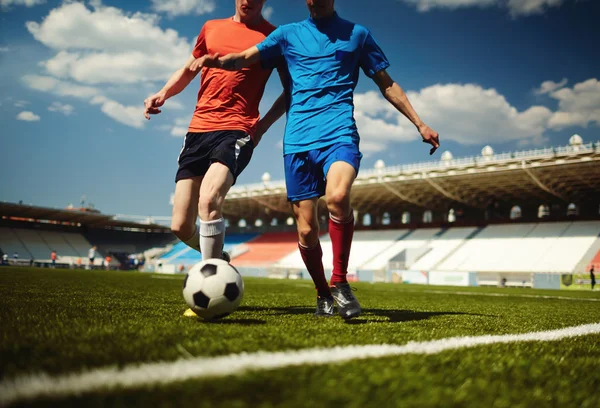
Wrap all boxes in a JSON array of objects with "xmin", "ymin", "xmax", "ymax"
[{"xmin": 256, "ymin": 12, "xmax": 389, "ymax": 154}]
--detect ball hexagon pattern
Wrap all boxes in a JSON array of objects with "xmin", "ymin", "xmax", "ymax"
[{"xmin": 182, "ymin": 258, "xmax": 244, "ymax": 320}]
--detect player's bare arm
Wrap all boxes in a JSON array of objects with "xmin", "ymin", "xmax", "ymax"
[
  {"xmin": 254, "ymin": 67, "xmax": 289, "ymax": 145},
  {"xmin": 254, "ymin": 92, "xmax": 286, "ymax": 146},
  {"xmin": 144, "ymin": 54, "xmax": 200, "ymax": 120},
  {"xmin": 189, "ymin": 46, "xmax": 261, "ymax": 72},
  {"xmin": 372, "ymin": 69, "xmax": 440, "ymax": 155}
]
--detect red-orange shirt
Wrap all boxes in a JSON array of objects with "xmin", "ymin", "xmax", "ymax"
[{"xmin": 189, "ymin": 18, "xmax": 278, "ymax": 139}]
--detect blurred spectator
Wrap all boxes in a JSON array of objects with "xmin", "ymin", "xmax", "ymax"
[
  {"xmin": 51, "ymin": 250, "xmax": 57, "ymax": 268},
  {"xmin": 2, "ymin": 253, "xmax": 7, "ymax": 265},
  {"xmin": 13, "ymin": 252, "xmax": 18, "ymax": 261},
  {"xmin": 76, "ymin": 258, "xmax": 82, "ymax": 269},
  {"xmin": 105, "ymin": 255, "xmax": 112, "ymax": 270},
  {"xmin": 88, "ymin": 246, "xmax": 97, "ymax": 269},
  {"xmin": 591, "ymin": 265, "xmax": 596, "ymax": 291}
]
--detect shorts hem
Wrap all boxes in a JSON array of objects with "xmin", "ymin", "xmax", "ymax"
[{"xmin": 287, "ymin": 191, "xmax": 323, "ymax": 203}]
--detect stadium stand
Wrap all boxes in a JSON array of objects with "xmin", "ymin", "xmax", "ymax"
[
  {"xmin": 0, "ymin": 227, "xmax": 32, "ymax": 259},
  {"xmin": 408, "ymin": 227, "xmax": 480, "ymax": 271},
  {"xmin": 232, "ymin": 232, "xmax": 299, "ymax": 266},
  {"xmin": 12, "ymin": 229, "xmax": 51, "ymax": 260},
  {"xmin": 437, "ymin": 221, "xmax": 600, "ymax": 273},
  {"xmin": 156, "ymin": 233, "xmax": 260, "ymax": 271},
  {"xmin": 275, "ymin": 230, "xmax": 406, "ymax": 272},
  {"xmin": 360, "ymin": 228, "xmax": 441, "ymax": 271}
]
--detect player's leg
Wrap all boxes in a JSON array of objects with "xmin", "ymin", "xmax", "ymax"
[
  {"xmin": 197, "ymin": 162, "xmax": 234, "ymax": 260},
  {"xmin": 323, "ymin": 143, "xmax": 361, "ymax": 285},
  {"xmin": 323, "ymin": 143, "xmax": 362, "ymax": 319},
  {"xmin": 198, "ymin": 130, "xmax": 255, "ymax": 260},
  {"xmin": 171, "ymin": 177, "xmax": 202, "ymax": 252},
  {"xmin": 285, "ymin": 150, "xmax": 333, "ymax": 316}
]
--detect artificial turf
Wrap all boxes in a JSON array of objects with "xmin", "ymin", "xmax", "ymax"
[{"xmin": 1, "ymin": 266, "xmax": 599, "ymax": 407}]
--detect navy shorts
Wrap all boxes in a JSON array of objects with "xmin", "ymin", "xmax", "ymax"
[
  {"xmin": 176, "ymin": 130, "xmax": 254, "ymax": 184},
  {"xmin": 284, "ymin": 142, "xmax": 362, "ymax": 202}
]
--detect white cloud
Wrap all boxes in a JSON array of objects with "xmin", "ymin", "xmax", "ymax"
[
  {"xmin": 91, "ymin": 96, "xmax": 145, "ymax": 129},
  {"xmin": 26, "ymin": 2, "xmax": 193, "ymax": 85},
  {"xmin": 14, "ymin": 100, "xmax": 29, "ymax": 108},
  {"xmin": 16, "ymin": 111, "xmax": 40, "ymax": 121},
  {"xmin": 507, "ymin": 0, "xmax": 565, "ymax": 16},
  {"xmin": 400, "ymin": 0, "xmax": 570, "ymax": 16},
  {"xmin": 170, "ymin": 117, "xmax": 189, "ymax": 136},
  {"xmin": 22, "ymin": 75, "xmax": 100, "ymax": 98},
  {"xmin": 23, "ymin": 75, "xmax": 143, "ymax": 129},
  {"xmin": 263, "ymin": 6, "xmax": 274, "ymax": 20},
  {"xmin": 401, "ymin": 0, "xmax": 496, "ymax": 12},
  {"xmin": 150, "ymin": 0, "xmax": 216, "ymax": 17},
  {"xmin": 0, "ymin": 0, "xmax": 45, "ymax": 9},
  {"xmin": 355, "ymin": 78, "xmax": 599, "ymax": 153},
  {"xmin": 547, "ymin": 78, "xmax": 600, "ymax": 130},
  {"xmin": 354, "ymin": 84, "xmax": 553, "ymax": 152},
  {"xmin": 48, "ymin": 101, "xmax": 75, "ymax": 116},
  {"xmin": 535, "ymin": 78, "xmax": 568, "ymax": 95}
]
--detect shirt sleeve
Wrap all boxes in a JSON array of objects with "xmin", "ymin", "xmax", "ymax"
[
  {"xmin": 192, "ymin": 25, "xmax": 208, "ymax": 59},
  {"xmin": 256, "ymin": 26, "xmax": 285, "ymax": 64},
  {"xmin": 359, "ymin": 31, "xmax": 390, "ymax": 78}
]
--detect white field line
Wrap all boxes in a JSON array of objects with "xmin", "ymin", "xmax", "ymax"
[
  {"xmin": 414, "ymin": 289, "xmax": 600, "ymax": 302},
  {"xmin": 1, "ymin": 323, "xmax": 599, "ymax": 405}
]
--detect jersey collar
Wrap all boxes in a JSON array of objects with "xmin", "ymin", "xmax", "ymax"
[{"xmin": 308, "ymin": 11, "xmax": 339, "ymax": 27}]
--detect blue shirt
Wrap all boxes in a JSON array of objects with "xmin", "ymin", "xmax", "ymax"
[{"xmin": 256, "ymin": 12, "xmax": 389, "ymax": 154}]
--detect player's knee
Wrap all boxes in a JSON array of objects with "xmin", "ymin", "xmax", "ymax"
[
  {"xmin": 198, "ymin": 194, "xmax": 223, "ymax": 220},
  {"xmin": 298, "ymin": 224, "xmax": 319, "ymax": 244},
  {"xmin": 171, "ymin": 222, "xmax": 194, "ymax": 241},
  {"xmin": 326, "ymin": 189, "xmax": 350, "ymax": 214}
]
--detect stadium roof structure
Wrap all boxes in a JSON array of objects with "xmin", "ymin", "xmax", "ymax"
[
  {"xmin": 0, "ymin": 202, "xmax": 171, "ymax": 232},
  {"xmin": 223, "ymin": 139, "xmax": 600, "ymax": 221}
]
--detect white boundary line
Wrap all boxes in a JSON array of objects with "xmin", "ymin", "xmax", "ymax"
[
  {"xmin": 416, "ymin": 289, "xmax": 600, "ymax": 302},
  {"xmin": 1, "ymin": 323, "xmax": 599, "ymax": 405}
]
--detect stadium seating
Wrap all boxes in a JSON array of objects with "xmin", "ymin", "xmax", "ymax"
[
  {"xmin": 275, "ymin": 230, "xmax": 406, "ymax": 272},
  {"xmin": 409, "ymin": 227, "xmax": 480, "ymax": 271},
  {"xmin": 438, "ymin": 221, "xmax": 600, "ymax": 273},
  {"xmin": 158, "ymin": 233, "xmax": 260, "ymax": 268},
  {"xmin": 232, "ymin": 232, "xmax": 299, "ymax": 266},
  {"xmin": 12, "ymin": 229, "xmax": 52, "ymax": 260},
  {"xmin": 360, "ymin": 228, "xmax": 441, "ymax": 271},
  {"xmin": 0, "ymin": 228, "xmax": 32, "ymax": 259}
]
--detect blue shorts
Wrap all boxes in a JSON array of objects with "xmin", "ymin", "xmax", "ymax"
[{"xmin": 284, "ymin": 142, "xmax": 362, "ymax": 202}]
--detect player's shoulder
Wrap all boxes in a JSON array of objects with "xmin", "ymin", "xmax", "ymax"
[
  {"xmin": 201, "ymin": 18, "xmax": 239, "ymax": 31},
  {"xmin": 337, "ymin": 15, "xmax": 371, "ymax": 38}
]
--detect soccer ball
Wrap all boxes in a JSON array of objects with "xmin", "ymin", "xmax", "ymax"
[{"xmin": 182, "ymin": 259, "xmax": 244, "ymax": 320}]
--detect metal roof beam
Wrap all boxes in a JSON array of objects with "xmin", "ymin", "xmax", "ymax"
[
  {"xmin": 379, "ymin": 182, "xmax": 427, "ymax": 208},
  {"xmin": 521, "ymin": 161, "xmax": 568, "ymax": 201},
  {"xmin": 249, "ymin": 197, "xmax": 289, "ymax": 215},
  {"xmin": 422, "ymin": 174, "xmax": 478, "ymax": 208}
]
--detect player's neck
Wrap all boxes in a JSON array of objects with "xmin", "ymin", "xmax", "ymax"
[
  {"xmin": 310, "ymin": 9, "xmax": 336, "ymax": 20},
  {"xmin": 233, "ymin": 13, "xmax": 264, "ymax": 27}
]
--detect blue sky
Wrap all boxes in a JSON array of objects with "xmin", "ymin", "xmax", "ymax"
[{"xmin": 0, "ymin": 0, "xmax": 598, "ymax": 216}]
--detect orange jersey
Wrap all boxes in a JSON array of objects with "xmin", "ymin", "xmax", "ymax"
[{"xmin": 189, "ymin": 18, "xmax": 278, "ymax": 138}]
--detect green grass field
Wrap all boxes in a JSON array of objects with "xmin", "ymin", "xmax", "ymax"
[{"xmin": 1, "ymin": 266, "xmax": 599, "ymax": 407}]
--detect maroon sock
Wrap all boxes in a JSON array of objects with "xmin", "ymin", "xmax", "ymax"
[
  {"xmin": 329, "ymin": 213, "xmax": 354, "ymax": 285},
  {"xmin": 299, "ymin": 241, "xmax": 331, "ymax": 297}
]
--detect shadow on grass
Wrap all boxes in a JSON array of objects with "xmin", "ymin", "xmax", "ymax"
[
  {"xmin": 238, "ymin": 306, "xmax": 488, "ymax": 324},
  {"xmin": 207, "ymin": 318, "xmax": 266, "ymax": 325}
]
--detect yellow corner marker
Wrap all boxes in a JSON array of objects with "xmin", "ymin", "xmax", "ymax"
[{"xmin": 183, "ymin": 308, "xmax": 198, "ymax": 317}]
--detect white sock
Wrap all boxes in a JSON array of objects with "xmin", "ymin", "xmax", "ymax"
[
  {"xmin": 200, "ymin": 218, "xmax": 226, "ymax": 260},
  {"xmin": 183, "ymin": 225, "xmax": 201, "ymax": 252}
]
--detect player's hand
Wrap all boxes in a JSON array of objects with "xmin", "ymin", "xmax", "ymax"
[
  {"xmin": 254, "ymin": 121, "xmax": 267, "ymax": 147},
  {"xmin": 144, "ymin": 92, "xmax": 166, "ymax": 120},
  {"xmin": 189, "ymin": 53, "xmax": 221, "ymax": 72},
  {"xmin": 418, "ymin": 124, "xmax": 440, "ymax": 155}
]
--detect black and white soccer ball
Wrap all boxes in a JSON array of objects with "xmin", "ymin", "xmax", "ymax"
[{"xmin": 182, "ymin": 259, "xmax": 244, "ymax": 320}]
